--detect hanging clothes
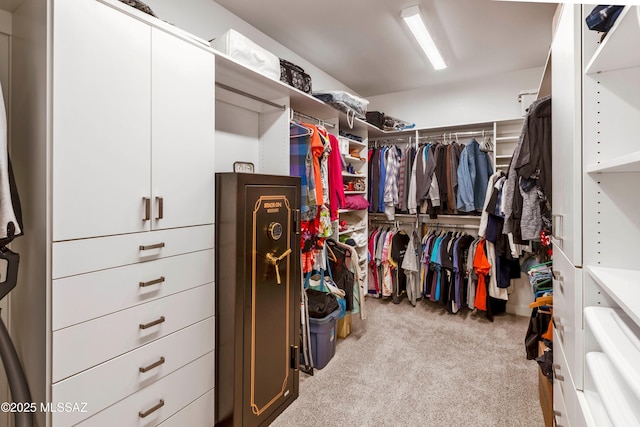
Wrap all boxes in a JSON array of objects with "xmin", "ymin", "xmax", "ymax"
[
  {"xmin": 0, "ymin": 82, "xmax": 23, "ymax": 246},
  {"xmin": 327, "ymin": 133, "xmax": 346, "ymax": 221}
]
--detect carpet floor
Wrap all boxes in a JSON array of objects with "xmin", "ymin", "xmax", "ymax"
[{"xmin": 272, "ymin": 298, "xmax": 544, "ymax": 427}]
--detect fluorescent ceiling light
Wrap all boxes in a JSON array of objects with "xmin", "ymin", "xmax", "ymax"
[{"xmin": 401, "ymin": 5, "xmax": 446, "ymax": 70}]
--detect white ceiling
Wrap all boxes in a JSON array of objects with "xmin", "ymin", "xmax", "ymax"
[{"xmin": 213, "ymin": 0, "xmax": 557, "ymax": 97}]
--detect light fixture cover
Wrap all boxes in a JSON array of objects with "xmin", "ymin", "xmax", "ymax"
[{"xmin": 401, "ymin": 5, "xmax": 447, "ymax": 70}]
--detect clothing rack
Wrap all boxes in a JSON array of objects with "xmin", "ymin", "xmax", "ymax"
[
  {"xmin": 215, "ymin": 82, "xmax": 286, "ymax": 111},
  {"xmin": 291, "ymin": 109, "xmax": 335, "ymax": 128},
  {"xmin": 369, "ymin": 214, "xmax": 480, "ymax": 231}
]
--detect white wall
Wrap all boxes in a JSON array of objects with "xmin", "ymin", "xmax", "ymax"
[
  {"xmin": 143, "ymin": 0, "xmax": 355, "ymax": 94},
  {"xmin": 368, "ymin": 66, "xmax": 544, "ymax": 128}
]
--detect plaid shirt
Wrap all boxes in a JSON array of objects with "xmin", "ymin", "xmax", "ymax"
[{"xmin": 290, "ymin": 124, "xmax": 310, "ymax": 216}]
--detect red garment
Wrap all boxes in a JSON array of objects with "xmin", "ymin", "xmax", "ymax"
[
  {"xmin": 368, "ymin": 229, "xmax": 380, "ymax": 294},
  {"xmin": 473, "ymin": 239, "xmax": 491, "ymax": 311},
  {"xmin": 327, "ymin": 134, "xmax": 346, "ymax": 220}
]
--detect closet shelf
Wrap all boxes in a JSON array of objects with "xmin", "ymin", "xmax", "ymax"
[
  {"xmin": 586, "ymin": 266, "xmax": 640, "ymax": 328},
  {"xmin": 338, "ymin": 209, "xmax": 366, "ymax": 214},
  {"xmin": 585, "ymin": 6, "xmax": 640, "ymax": 75},
  {"xmin": 342, "ymin": 172, "xmax": 364, "ymax": 178},
  {"xmin": 585, "ymin": 307, "xmax": 640, "ymax": 402},
  {"xmin": 496, "ymin": 164, "xmax": 510, "ymax": 168},
  {"xmin": 344, "ymin": 191, "xmax": 366, "ymax": 195},
  {"xmin": 495, "ymin": 154, "xmax": 512, "ymax": 159},
  {"xmin": 495, "ymin": 136, "xmax": 520, "ymax": 141},
  {"xmin": 342, "ymin": 155, "xmax": 366, "ymax": 163},
  {"xmin": 585, "ymin": 351, "xmax": 640, "ymax": 426},
  {"xmin": 338, "ymin": 225, "xmax": 366, "ymax": 236},
  {"xmin": 340, "ymin": 137, "xmax": 367, "ymax": 148},
  {"xmin": 214, "ymin": 51, "xmax": 374, "ymax": 131},
  {"xmin": 585, "ymin": 151, "xmax": 640, "ymax": 173}
]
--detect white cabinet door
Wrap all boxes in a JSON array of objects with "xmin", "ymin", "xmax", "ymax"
[
  {"xmin": 551, "ymin": 4, "xmax": 582, "ymax": 266},
  {"xmin": 52, "ymin": 0, "xmax": 151, "ymax": 241},
  {"xmin": 151, "ymin": 29, "xmax": 215, "ymax": 230}
]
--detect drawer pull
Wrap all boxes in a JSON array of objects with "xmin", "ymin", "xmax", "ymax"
[
  {"xmin": 139, "ymin": 316, "xmax": 165, "ymax": 330},
  {"xmin": 143, "ymin": 197, "xmax": 151, "ymax": 221},
  {"xmin": 139, "ymin": 242, "xmax": 165, "ymax": 251},
  {"xmin": 139, "ymin": 276, "xmax": 165, "ymax": 288},
  {"xmin": 139, "ymin": 357, "xmax": 165, "ymax": 373},
  {"xmin": 139, "ymin": 399, "xmax": 164, "ymax": 418},
  {"xmin": 552, "ymin": 363, "xmax": 565, "ymax": 381},
  {"xmin": 156, "ymin": 196, "xmax": 164, "ymax": 220}
]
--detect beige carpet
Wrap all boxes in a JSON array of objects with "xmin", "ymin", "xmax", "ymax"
[{"xmin": 272, "ymin": 298, "xmax": 544, "ymax": 427}]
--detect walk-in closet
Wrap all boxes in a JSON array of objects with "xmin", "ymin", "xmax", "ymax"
[{"xmin": 0, "ymin": 1, "xmax": 636, "ymax": 426}]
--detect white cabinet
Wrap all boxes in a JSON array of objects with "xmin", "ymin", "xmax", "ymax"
[
  {"xmin": 151, "ymin": 28, "xmax": 215, "ymax": 230},
  {"xmin": 10, "ymin": 1, "xmax": 217, "ymax": 425},
  {"xmin": 52, "ymin": 0, "xmax": 152, "ymax": 241},
  {"xmin": 52, "ymin": 0, "xmax": 215, "ymax": 242},
  {"xmin": 551, "ymin": 3, "xmax": 583, "ymax": 266}
]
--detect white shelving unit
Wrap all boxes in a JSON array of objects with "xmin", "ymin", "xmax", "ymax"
[{"xmin": 552, "ymin": 5, "xmax": 640, "ymax": 426}]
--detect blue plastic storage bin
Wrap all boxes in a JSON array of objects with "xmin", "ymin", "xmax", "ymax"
[{"xmin": 308, "ymin": 310, "xmax": 340, "ymax": 369}]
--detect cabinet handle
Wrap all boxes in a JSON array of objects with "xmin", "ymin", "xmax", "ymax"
[
  {"xmin": 553, "ymin": 364, "xmax": 565, "ymax": 382},
  {"xmin": 139, "ymin": 316, "xmax": 165, "ymax": 330},
  {"xmin": 143, "ymin": 197, "xmax": 151, "ymax": 221},
  {"xmin": 156, "ymin": 196, "xmax": 164, "ymax": 220},
  {"xmin": 139, "ymin": 242, "xmax": 165, "ymax": 251},
  {"xmin": 139, "ymin": 276, "xmax": 165, "ymax": 288},
  {"xmin": 554, "ymin": 410, "xmax": 564, "ymax": 427},
  {"xmin": 139, "ymin": 357, "xmax": 165, "ymax": 373},
  {"xmin": 552, "ymin": 214, "xmax": 564, "ymax": 242},
  {"xmin": 139, "ymin": 399, "xmax": 164, "ymax": 418}
]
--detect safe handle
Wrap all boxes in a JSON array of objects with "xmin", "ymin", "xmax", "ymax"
[{"xmin": 290, "ymin": 345, "xmax": 299, "ymax": 372}]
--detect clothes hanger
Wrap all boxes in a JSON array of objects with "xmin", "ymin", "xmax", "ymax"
[{"xmin": 289, "ymin": 121, "xmax": 313, "ymax": 138}]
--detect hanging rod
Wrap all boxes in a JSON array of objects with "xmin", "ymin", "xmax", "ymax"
[
  {"xmin": 215, "ymin": 82, "xmax": 286, "ymax": 111},
  {"xmin": 291, "ymin": 110, "xmax": 335, "ymax": 128}
]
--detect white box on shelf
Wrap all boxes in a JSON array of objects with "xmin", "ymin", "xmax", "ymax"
[{"xmin": 210, "ymin": 29, "xmax": 280, "ymax": 80}]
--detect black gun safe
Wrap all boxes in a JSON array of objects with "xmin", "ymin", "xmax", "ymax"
[{"xmin": 215, "ymin": 173, "xmax": 301, "ymax": 427}]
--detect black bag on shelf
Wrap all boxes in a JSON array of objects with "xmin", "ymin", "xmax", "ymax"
[
  {"xmin": 306, "ymin": 288, "xmax": 339, "ymax": 318},
  {"xmin": 366, "ymin": 111, "xmax": 386, "ymax": 130},
  {"xmin": 280, "ymin": 59, "xmax": 312, "ymax": 94},
  {"xmin": 118, "ymin": 0, "xmax": 157, "ymax": 17},
  {"xmin": 585, "ymin": 5, "xmax": 624, "ymax": 32}
]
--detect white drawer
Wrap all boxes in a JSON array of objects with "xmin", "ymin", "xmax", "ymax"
[
  {"xmin": 76, "ymin": 352, "xmax": 214, "ymax": 427},
  {"xmin": 554, "ymin": 377, "xmax": 571, "ymax": 427},
  {"xmin": 52, "ymin": 283, "xmax": 214, "ymax": 382},
  {"xmin": 53, "ymin": 249, "xmax": 213, "ymax": 330},
  {"xmin": 553, "ymin": 243, "xmax": 583, "ymax": 389},
  {"xmin": 52, "ymin": 317, "xmax": 214, "ymax": 425},
  {"xmin": 52, "ymin": 224, "xmax": 214, "ymax": 279},
  {"xmin": 157, "ymin": 389, "xmax": 214, "ymax": 427}
]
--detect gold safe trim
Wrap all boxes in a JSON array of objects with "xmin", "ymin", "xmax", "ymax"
[{"xmin": 250, "ymin": 195, "xmax": 292, "ymax": 416}]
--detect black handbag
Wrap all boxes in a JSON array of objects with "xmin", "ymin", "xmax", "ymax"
[
  {"xmin": 366, "ymin": 111, "xmax": 386, "ymax": 130},
  {"xmin": 279, "ymin": 59, "xmax": 312, "ymax": 94},
  {"xmin": 305, "ymin": 288, "xmax": 339, "ymax": 318}
]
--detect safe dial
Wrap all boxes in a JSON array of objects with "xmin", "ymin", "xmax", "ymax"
[{"xmin": 268, "ymin": 222, "xmax": 283, "ymax": 240}]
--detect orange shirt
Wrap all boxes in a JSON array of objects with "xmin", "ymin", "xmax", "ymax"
[
  {"xmin": 473, "ymin": 239, "xmax": 491, "ymax": 311},
  {"xmin": 304, "ymin": 122, "xmax": 324, "ymax": 207}
]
